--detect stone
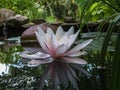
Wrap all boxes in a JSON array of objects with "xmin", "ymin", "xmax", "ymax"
[
  {"xmin": 31, "ymin": 18, "xmax": 46, "ymax": 24},
  {"xmin": 22, "ymin": 22, "xmax": 35, "ymax": 28},
  {"xmin": 64, "ymin": 16, "xmax": 76, "ymax": 23},
  {"xmin": 0, "ymin": 9, "xmax": 29, "ymax": 39},
  {"xmin": 7, "ymin": 14, "xmax": 29, "ymax": 26},
  {"xmin": 22, "ymin": 18, "xmax": 46, "ymax": 28},
  {"xmin": 0, "ymin": 8, "xmax": 15, "ymax": 22}
]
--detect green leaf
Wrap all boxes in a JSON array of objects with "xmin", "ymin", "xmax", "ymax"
[
  {"xmin": 111, "ymin": 26, "xmax": 120, "ymax": 90},
  {"xmin": 99, "ymin": 14, "xmax": 120, "ymax": 65}
]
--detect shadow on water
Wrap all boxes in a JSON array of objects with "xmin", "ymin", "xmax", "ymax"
[
  {"xmin": 0, "ymin": 23, "xmax": 8, "ymax": 41},
  {"xmin": 0, "ymin": 32, "xmax": 116, "ymax": 90}
]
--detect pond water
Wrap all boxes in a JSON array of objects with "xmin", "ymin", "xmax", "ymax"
[
  {"xmin": 0, "ymin": 32, "xmax": 116, "ymax": 90},
  {"xmin": 0, "ymin": 63, "xmax": 9, "ymax": 75}
]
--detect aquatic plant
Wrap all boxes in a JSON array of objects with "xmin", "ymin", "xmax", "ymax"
[{"xmin": 20, "ymin": 26, "xmax": 92, "ymax": 90}]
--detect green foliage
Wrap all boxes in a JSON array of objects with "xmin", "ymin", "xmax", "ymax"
[
  {"xmin": 96, "ymin": 1, "xmax": 120, "ymax": 89},
  {"xmin": 0, "ymin": 0, "xmax": 47, "ymax": 20},
  {"xmin": 101, "ymin": 0, "xmax": 120, "ymax": 12},
  {"xmin": 75, "ymin": 0, "xmax": 116, "ymax": 28},
  {"xmin": 39, "ymin": 0, "xmax": 78, "ymax": 21},
  {"xmin": 0, "ymin": 0, "xmax": 117, "ymax": 23},
  {"xmin": 99, "ymin": 14, "xmax": 120, "ymax": 65},
  {"xmin": 112, "ymin": 27, "xmax": 120, "ymax": 90}
]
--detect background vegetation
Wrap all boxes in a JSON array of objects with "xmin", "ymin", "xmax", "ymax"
[{"xmin": 0, "ymin": 0, "xmax": 117, "ymax": 23}]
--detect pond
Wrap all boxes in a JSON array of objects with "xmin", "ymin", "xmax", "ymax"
[{"xmin": 0, "ymin": 32, "xmax": 116, "ymax": 90}]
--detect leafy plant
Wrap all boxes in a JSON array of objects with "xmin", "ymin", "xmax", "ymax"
[
  {"xmin": 112, "ymin": 25, "xmax": 120, "ymax": 90},
  {"xmin": 96, "ymin": 1, "xmax": 120, "ymax": 90},
  {"xmin": 0, "ymin": 0, "xmax": 47, "ymax": 20}
]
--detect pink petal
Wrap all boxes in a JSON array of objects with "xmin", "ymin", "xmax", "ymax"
[
  {"xmin": 45, "ymin": 30, "xmax": 58, "ymax": 53},
  {"xmin": 58, "ymin": 27, "xmax": 75, "ymax": 45},
  {"xmin": 62, "ymin": 57, "xmax": 87, "ymax": 64},
  {"xmin": 37, "ymin": 26, "xmax": 45, "ymax": 36},
  {"xmin": 70, "ymin": 64, "xmax": 91, "ymax": 76},
  {"xmin": 28, "ymin": 58, "xmax": 53, "ymax": 67},
  {"xmin": 44, "ymin": 42, "xmax": 55, "ymax": 56},
  {"xmin": 47, "ymin": 28, "xmax": 54, "ymax": 36},
  {"xmin": 66, "ymin": 39, "xmax": 92, "ymax": 55},
  {"xmin": 65, "ymin": 51, "xmax": 86, "ymax": 57},
  {"xmin": 65, "ymin": 26, "xmax": 74, "ymax": 36},
  {"xmin": 52, "ymin": 71, "xmax": 59, "ymax": 90},
  {"xmin": 20, "ymin": 51, "xmax": 50, "ymax": 59},
  {"xmin": 56, "ymin": 26, "xmax": 65, "ymax": 40},
  {"xmin": 23, "ymin": 47, "xmax": 44, "ymax": 53},
  {"xmin": 56, "ymin": 63, "xmax": 69, "ymax": 88},
  {"xmin": 56, "ymin": 44, "xmax": 67, "ymax": 56},
  {"xmin": 35, "ymin": 31, "xmax": 50, "ymax": 53},
  {"xmin": 51, "ymin": 33, "xmax": 58, "ymax": 50},
  {"xmin": 59, "ymin": 35, "xmax": 68, "ymax": 44},
  {"xmin": 66, "ymin": 64, "xmax": 79, "ymax": 89},
  {"xmin": 66, "ymin": 31, "xmax": 79, "ymax": 50}
]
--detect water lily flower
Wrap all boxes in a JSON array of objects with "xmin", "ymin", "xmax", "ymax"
[{"xmin": 20, "ymin": 26, "xmax": 92, "ymax": 90}]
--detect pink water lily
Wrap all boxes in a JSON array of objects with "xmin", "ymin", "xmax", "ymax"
[{"xmin": 20, "ymin": 26, "xmax": 92, "ymax": 90}]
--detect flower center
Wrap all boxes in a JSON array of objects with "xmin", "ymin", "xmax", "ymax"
[{"xmin": 53, "ymin": 57, "xmax": 63, "ymax": 62}]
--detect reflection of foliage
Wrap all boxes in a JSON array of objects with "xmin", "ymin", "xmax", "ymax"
[
  {"xmin": 0, "ymin": 66, "xmax": 45, "ymax": 90},
  {"xmin": 0, "ymin": 64, "xmax": 98, "ymax": 90},
  {"xmin": 82, "ymin": 51, "xmax": 112, "ymax": 90},
  {"xmin": 0, "ymin": 46, "xmax": 23, "ymax": 64}
]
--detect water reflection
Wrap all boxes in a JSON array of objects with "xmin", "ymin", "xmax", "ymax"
[
  {"xmin": 0, "ymin": 63, "xmax": 9, "ymax": 76},
  {"xmin": 0, "ymin": 32, "xmax": 115, "ymax": 90},
  {"xmin": 0, "ymin": 65, "xmax": 43, "ymax": 90}
]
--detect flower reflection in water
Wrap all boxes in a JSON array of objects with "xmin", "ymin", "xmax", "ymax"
[
  {"xmin": 20, "ymin": 26, "xmax": 92, "ymax": 90},
  {"xmin": 0, "ymin": 63, "xmax": 9, "ymax": 76}
]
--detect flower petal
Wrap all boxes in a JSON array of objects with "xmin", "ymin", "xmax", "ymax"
[
  {"xmin": 66, "ymin": 64, "xmax": 79, "ymax": 89},
  {"xmin": 52, "ymin": 71, "xmax": 59, "ymax": 90},
  {"xmin": 44, "ymin": 38, "xmax": 58, "ymax": 56},
  {"xmin": 20, "ymin": 51, "xmax": 50, "ymax": 59},
  {"xmin": 66, "ymin": 39, "xmax": 92, "ymax": 55},
  {"xmin": 55, "ymin": 62, "xmax": 69, "ymax": 88},
  {"xmin": 56, "ymin": 44, "xmax": 67, "ymax": 56},
  {"xmin": 56, "ymin": 26, "xmax": 65, "ymax": 40},
  {"xmin": 62, "ymin": 57, "xmax": 87, "ymax": 64},
  {"xmin": 70, "ymin": 64, "xmax": 91, "ymax": 76},
  {"xmin": 58, "ymin": 27, "xmax": 75, "ymax": 45},
  {"xmin": 59, "ymin": 35, "xmax": 68, "ymax": 45},
  {"xmin": 47, "ymin": 28, "xmax": 55, "ymax": 36},
  {"xmin": 66, "ymin": 31, "xmax": 79, "ymax": 50},
  {"xmin": 37, "ymin": 26, "xmax": 45, "ymax": 36},
  {"xmin": 28, "ymin": 58, "xmax": 53, "ymax": 67},
  {"xmin": 51, "ymin": 33, "xmax": 58, "ymax": 50},
  {"xmin": 66, "ymin": 51, "xmax": 86, "ymax": 57},
  {"xmin": 65, "ymin": 26, "xmax": 74, "ymax": 36},
  {"xmin": 45, "ymin": 29, "xmax": 58, "ymax": 53},
  {"xmin": 23, "ymin": 47, "xmax": 44, "ymax": 53},
  {"xmin": 35, "ymin": 31, "xmax": 50, "ymax": 53}
]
